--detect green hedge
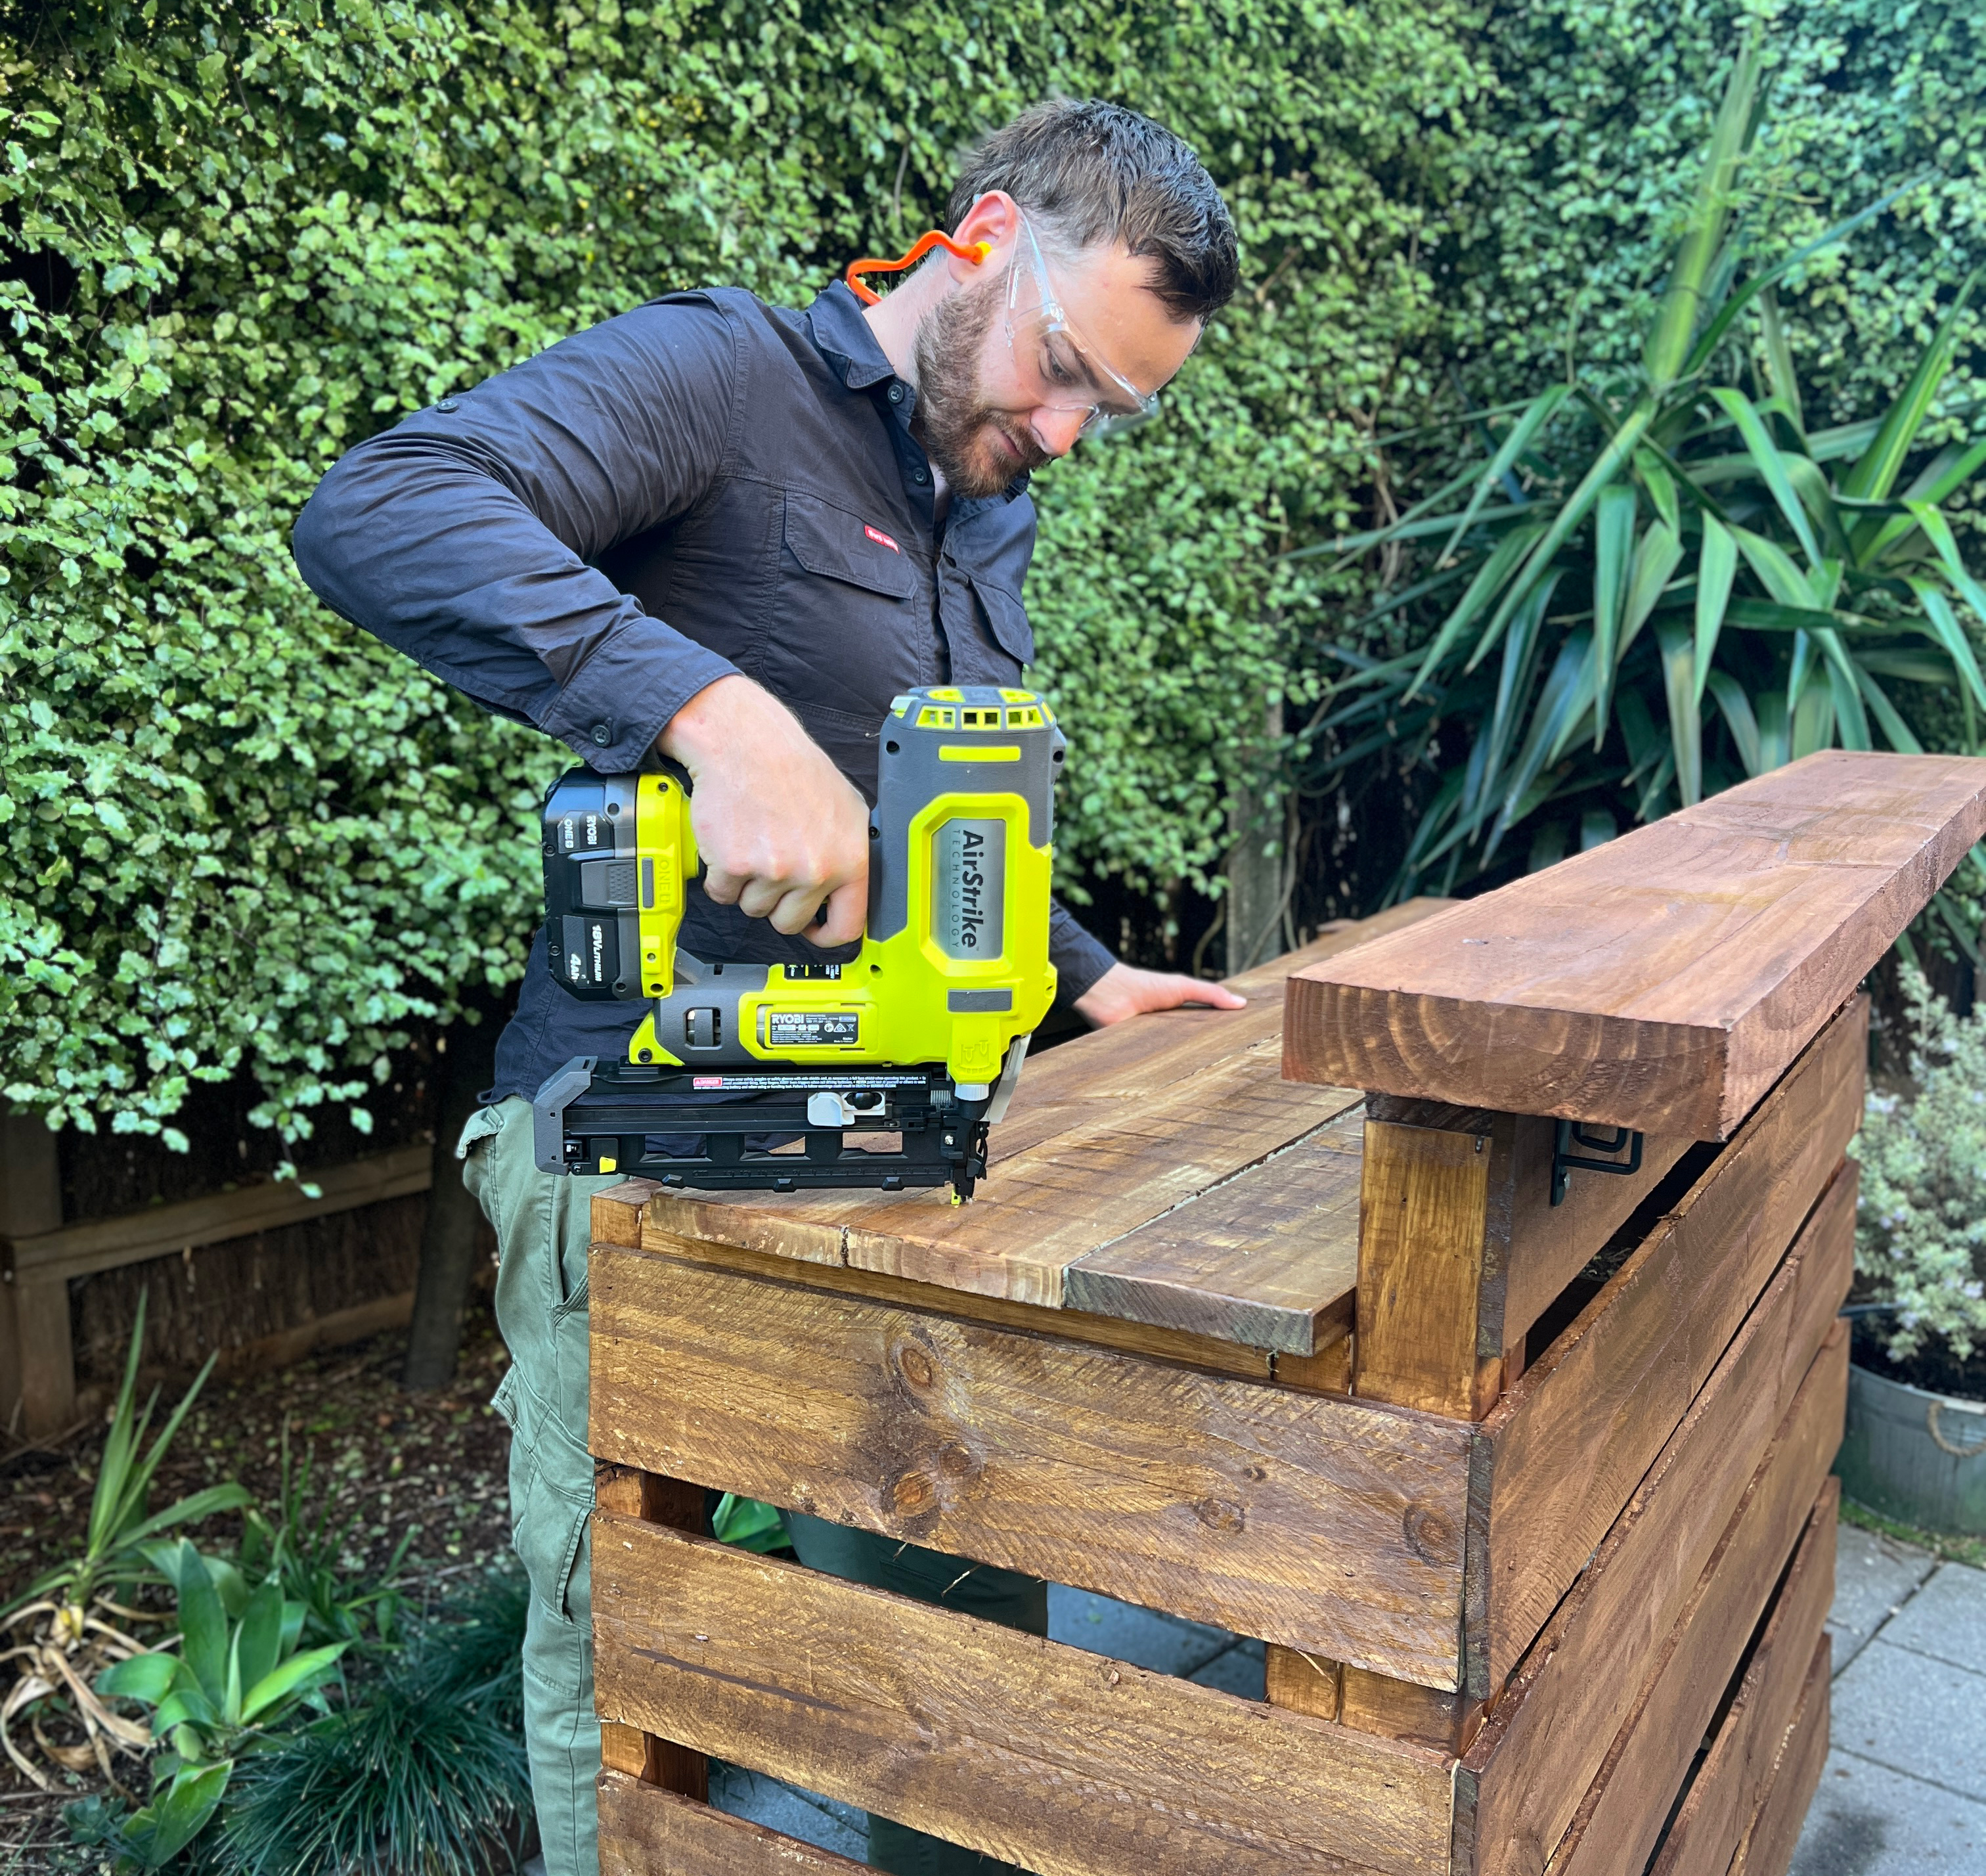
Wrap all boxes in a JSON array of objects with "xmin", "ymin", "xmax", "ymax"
[{"xmin": 2, "ymin": 0, "xmax": 1978, "ymax": 1142}]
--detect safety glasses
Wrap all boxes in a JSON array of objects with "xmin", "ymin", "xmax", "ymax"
[{"xmin": 1004, "ymin": 213, "xmax": 1160, "ymax": 440}]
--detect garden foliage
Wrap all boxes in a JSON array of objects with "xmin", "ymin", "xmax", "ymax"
[
  {"xmin": 1853, "ymin": 968, "xmax": 1986, "ymax": 1364},
  {"xmin": 2, "ymin": 0, "xmax": 1981, "ymax": 1140}
]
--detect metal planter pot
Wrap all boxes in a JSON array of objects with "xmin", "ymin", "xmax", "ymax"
[{"xmin": 1837, "ymin": 1360, "xmax": 1986, "ymax": 1535}]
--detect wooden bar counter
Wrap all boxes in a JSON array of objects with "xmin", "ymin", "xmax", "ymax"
[{"xmin": 588, "ymin": 750, "xmax": 1986, "ymax": 1876}]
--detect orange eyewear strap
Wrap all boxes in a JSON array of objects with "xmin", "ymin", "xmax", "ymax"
[{"xmin": 844, "ymin": 231, "xmax": 992, "ymax": 305}]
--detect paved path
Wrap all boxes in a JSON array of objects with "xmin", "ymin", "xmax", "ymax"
[
  {"xmin": 1792, "ymin": 1523, "xmax": 1986, "ymax": 1875},
  {"xmin": 694, "ymin": 1524, "xmax": 1986, "ymax": 1873}
]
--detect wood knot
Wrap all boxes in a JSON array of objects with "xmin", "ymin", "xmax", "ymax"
[
  {"xmin": 938, "ymin": 1442, "xmax": 977, "ymax": 1479},
  {"xmin": 1403, "ymin": 1503, "xmax": 1457, "ymax": 1564},
  {"xmin": 886, "ymin": 1469, "xmax": 937, "ymax": 1515},
  {"xmin": 1195, "ymin": 1496, "xmax": 1245, "ymax": 1533},
  {"xmin": 895, "ymin": 1341, "xmax": 937, "ymax": 1390}
]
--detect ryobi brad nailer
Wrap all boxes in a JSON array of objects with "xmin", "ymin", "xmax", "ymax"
[{"xmin": 530, "ymin": 685, "xmax": 1063, "ymax": 1200}]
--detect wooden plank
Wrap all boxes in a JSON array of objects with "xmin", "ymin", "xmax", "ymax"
[
  {"xmin": 598, "ymin": 1772, "xmax": 868, "ymax": 1874},
  {"xmin": 1459, "ymin": 1238, "xmax": 1846, "ymax": 1876},
  {"xmin": 594, "ymin": 1463, "xmax": 707, "ymax": 1799},
  {"xmin": 1476, "ymin": 999, "xmax": 1863, "ymax": 1691},
  {"xmin": 611, "ymin": 906, "xmax": 1449, "ymax": 1322},
  {"xmin": 1061, "ymin": 1106, "xmax": 1361, "ymax": 1355},
  {"xmin": 592, "ymin": 1515, "xmax": 1455, "ymax": 1876},
  {"xmin": 1355, "ymin": 1119, "xmax": 1499, "ymax": 1418},
  {"xmin": 7, "ymin": 1142, "xmax": 433, "ymax": 1283},
  {"xmin": 590, "ymin": 1241, "xmax": 1479, "ymax": 1688},
  {"xmin": 1648, "ymin": 1517, "xmax": 1835, "ymax": 1876},
  {"xmin": 1363, "ymin": 1100, "xmax": 1698, "ymax": 1378},
  {"xmin": 1284, "ymin": 751, "xmax": 1986, "ymax": 1137},
  {"xmin": 1541, "ymin": 1420, "xmax": 1845, "ymax": 1876},
  {"xmin": 1732, "ymin": 1635, "xmax": 1831, "ymax": 1876},
  {"xmin": 621, "ymin": 1228, "xmax": 1295, "ymax": 1385},
  {"xmin": 14, "ymin": 1276, "xmax": 74, "ymax": 1437},
  {"xmin": 1264, "ymin": 1645, "xmax": 1340, "ymax": 1720}
]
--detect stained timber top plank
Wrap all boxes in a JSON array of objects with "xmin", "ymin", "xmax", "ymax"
[
  {"xmin": 609, "ymin": 899, "xmax": 1451, "ymax": 1340},
  {"xmin": 1283, "ymin": 752, "xmax": 1986, "ymax": 1138}
]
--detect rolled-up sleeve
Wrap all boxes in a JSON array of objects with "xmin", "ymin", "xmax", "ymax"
[
  {"xmin": 1049, "ymin": 899, "xmax": 1117, "ymax": 1005},
  {"xmin": 292, "ymin": 296, "xmax": 742, "ymax": 772}
]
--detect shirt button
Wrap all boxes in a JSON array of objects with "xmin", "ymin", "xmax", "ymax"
[
  {"xmin": 887, "ymin": 384, "xmax": 905, "ymax": 405},
  {"xmin": 435, "ymin": 398, "xmax": 459, "ymax": 412},
  {"xmin": 590, "ymin": 723, "xmax": 612, "ymax": 746},
  {"xmin": 911, "ymin": 466, "xmax": 929, "ymax": 485}
]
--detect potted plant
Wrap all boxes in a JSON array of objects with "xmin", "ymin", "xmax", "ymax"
[{"xmin": 1842, "ymin": 966, "xmax": 1986, "ymax": 1533}]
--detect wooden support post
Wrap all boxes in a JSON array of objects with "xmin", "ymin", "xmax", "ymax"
[
  {"xmin": 1266, "ymin": 1646, "xmax": 1484, "ymax": 1753},
  {"xmin": 0, "ymin": 1112, "xmax": 66, "ymax": 1437},
  {"xmin": 594, "ymin": 1462, "xmax": 709, "ymax": 1800}
]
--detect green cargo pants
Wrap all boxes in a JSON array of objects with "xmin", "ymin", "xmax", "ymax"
[{"xmin": 461, "ymin": 1096, "xmax": 1041, "ymax": 1876}]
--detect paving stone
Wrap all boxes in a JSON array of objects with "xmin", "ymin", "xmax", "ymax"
[
  {"xmin": 712, "ymin": 1762, "xmax": 870, "ymax": 1860},
  {"xmin": 1185, "ymin": 1637, "xmax": 1268, "ymax": 1698},
  {"xmin": 1047, "ymin": 1583, "xmax": 1235, "ymax": 1677},
  {"xmin": 1830, "ymin": 1638, "xmax": 1986, "ymax": 1801},
  {"xmin": 1792, "ymin": 1749, "xmax": 1986, "ymax": 1875},
  {"xmin": 1875, "ymin": 1561, "xmax": 1986, "ymax": 1677},
  {"xmin": 1826, "ymin": 1519, "xmax": 1939, "ymax": 1670}
]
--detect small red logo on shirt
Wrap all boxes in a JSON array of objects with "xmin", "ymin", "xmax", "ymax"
[{"xmin": 864, "ymin": 524, "xmax": 901, "ymax": 554}]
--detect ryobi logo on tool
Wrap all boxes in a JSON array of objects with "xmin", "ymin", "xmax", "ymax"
[{"xmin": 933, "ymin": 818, "xmax": 1004, "ymax": 958}]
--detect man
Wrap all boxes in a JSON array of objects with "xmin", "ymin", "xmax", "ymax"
[{"xmin": 294, "ymin": 98, "xmax": 1245, "ymax": 1876}]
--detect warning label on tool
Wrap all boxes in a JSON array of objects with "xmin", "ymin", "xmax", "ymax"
[{"xmin": 768, "ymin": 1012, "xmax": 860, "ymax": 1046}]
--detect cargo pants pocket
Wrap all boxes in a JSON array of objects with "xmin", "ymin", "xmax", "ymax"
[{"xmin": 493, "ymin": 1366, "xmax": 591, "ymax": 1628}]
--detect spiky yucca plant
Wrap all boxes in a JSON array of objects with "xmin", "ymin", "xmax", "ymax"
[{"xmin": 1301, "ymin": 35, "xmax": 1986, "ymax": 899}]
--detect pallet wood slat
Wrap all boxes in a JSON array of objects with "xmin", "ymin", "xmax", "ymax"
[
  {"xmin": 1459, "ymin": 1264, "xmax": 1849, "ymax": 1876},
  {"xmin": 1476, "ymin": 1000, "xmax": 1863, "ymax": 1688},
  {"xmin": 1729, "ymin": 1637, "xmax": 1832, "ymax": 1876},
  {"xmin": 1648, "ymin": 1538, "xmax": 1835, "ymax": 1876},
  {"xmin": 1059, "ymin": 1106, "xmax": 1361, "ymax": 1354},
  {"xmin": 1285, "ymin": 751, "xmax": 1986, "ymax": 1136},
  {"xmin": 597, "ymin": 1772, "xmax": 868, "ymax": 1874},
  {"xmin": 1541, "ymin": 1456, "xmax": 1843, "ymax": 1876},
  {"xmin": 594, "ymin": 902, "xmax": 1453, "ymax": 1335},
  {"xmin": 1356, "ymin": 1100, "xmax": 1697, "ymax": 1394},
  {"xmin": 590, "ymin": 1245, "xmax": 1476, "ymax": 1685},
  {"xmin": 592, "ymin": 1514, "xmax": 1453, "ymax": 1876}
]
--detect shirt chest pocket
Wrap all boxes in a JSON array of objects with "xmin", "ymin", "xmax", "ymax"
[{"xmin": 765, "ymin": 489, "xmax": 931, "ymax": 714}]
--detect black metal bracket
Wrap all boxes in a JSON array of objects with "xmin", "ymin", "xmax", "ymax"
[{"xmin": 1550, "ymin": 1121, "xmax": 1644, "ymax": 1206}]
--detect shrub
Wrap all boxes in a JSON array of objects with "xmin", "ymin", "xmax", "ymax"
[{"xmin": 1852, "ymin": 968, "xmax": 1986, "ymax": 1363}]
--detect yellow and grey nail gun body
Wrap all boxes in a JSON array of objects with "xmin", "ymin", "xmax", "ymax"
[{"xmin": 531, "ymin": 686, "xmax": 1061, "ymax": 1199}]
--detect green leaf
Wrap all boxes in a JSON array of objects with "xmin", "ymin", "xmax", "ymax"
[
  {"xmin": 1850, "ymin": 661, "xmax": 1924, "ymax": 753},
  {"xmin": 1842, "ymin": 273, "xmax": 1981, "ymax": 502},
  {"xmin": 1815, "ymin": 631, "xmax": 1871, "ymax": 750},
  {"xmin": 96, "ymin": 1651, "xmax": 177, "ymax": 1707},
  {"xmin": 127, "ymin": 1760, "xmax": 231, "ymax": 1868},
  {"xmin": 1635, "ymin": 449, "xmax": 1681, "ymax": 538},
  {"xmin": 1727, "ymin": 598, "xmax": 1859, "ymax": 635},
  {"xmin": 1644, "ymin": 37, "xmax": 1762, "ymax": 383},
  {"xmin": 125, "ymin": 1485, "xmax": 254, "ymax": 1551},
  {"xmin": 1907, "ymin": 579, "xmax": 1986, "ymax": 721},
  {"xmin": 1590, "ymin": 484, "xmax": 1638, "ymax": 740},
  {"xmin": 1706, "ymin": 670, "xmax": 1765, "ymax": 776},
  {"xmin": 234, "ymin": 1578, "xmax": 284, "ymax": 1701},
  {"xmin": 1755, "ymin": 286, "xmax": 1804, "ymax": 437},
  {"xmin": 1620, "ymin": 519, "xmax": 1684, "ymax": 659},
  {"xmin": 1731, "ymin": 527, "xmax": 1823, "ymax": 608},
  {"xmin": 240, "ymin": 1642, "xmax": 349, "ymax": 1723},
  {"xmin": 1407, "ymin": 522, "xmax": 1546, "ymax": 694},
  {"xmin": 1694, "ymin": 516, "xmax": 1738, "ymax": 704},
  {"xmin": 1904, "ymin": 503, "xmax": 1986, "ymax": 643},
  {"xmin": 1432, "ymin": 385, "xmax": 1570, "ymax": 568},
  {"xmin": 1710, "ymin": 389, "xmax": 1823, "ymax": 567},
  {"xmin": 168, "ymin": 1540, "xmax": 229, "ymax": 1701},
  {"xmin": 1655, "ymin": 622, "xmax": 1701, "ymax": 807}
]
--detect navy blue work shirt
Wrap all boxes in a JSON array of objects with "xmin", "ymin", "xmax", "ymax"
[{"xmin": 292, "ymin": 280, "xmax": 1117, "ymax": 1104}]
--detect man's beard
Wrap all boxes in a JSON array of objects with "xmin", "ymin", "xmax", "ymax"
[{"xmin": 912, "ymin": 277, "xmax": 1052, "ymax": 499}]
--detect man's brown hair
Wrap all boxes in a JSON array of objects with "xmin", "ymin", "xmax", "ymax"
[{"xmin": 948, "ymin": 100, "xmax": 1239, "ymax": 323}]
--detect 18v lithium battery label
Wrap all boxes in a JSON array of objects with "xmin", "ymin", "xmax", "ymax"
[{"xmin": 767, "ymin": 1011, "xmax": 860, "ymax": 1046}]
